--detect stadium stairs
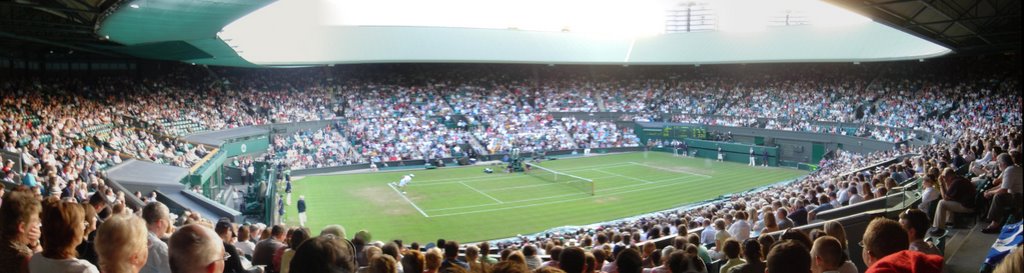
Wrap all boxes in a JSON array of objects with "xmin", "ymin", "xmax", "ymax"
[{"xmin": 942, "ymin": 222, "xmax": 1000, "ymax": 273}]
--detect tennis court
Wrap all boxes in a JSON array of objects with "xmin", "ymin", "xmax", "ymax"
[{"xmin": 284, "ymin": 152, "xmax": 807, "ymax": 243}]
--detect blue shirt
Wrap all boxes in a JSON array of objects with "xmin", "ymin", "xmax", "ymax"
[
  {"xmin": 22, "ymin": 173, "xmax": 37, "ymax": 187},
  {"xmin": 297, "ymin": 199, "xmax": 307, "ymax": 213}
]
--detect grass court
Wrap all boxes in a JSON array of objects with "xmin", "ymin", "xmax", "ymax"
[{"xmin": 284, "ymin": 152, "xmax": 807, "ymax": 243}]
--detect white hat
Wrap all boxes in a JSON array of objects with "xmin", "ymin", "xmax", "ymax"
[{"xmin": 409, "ymin": 174, "xmax": 415, "ymax": 177}]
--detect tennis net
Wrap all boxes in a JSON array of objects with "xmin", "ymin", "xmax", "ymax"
[{"xmin": 524, "ymin": 163, "xmax": 595, "ymax": 196}]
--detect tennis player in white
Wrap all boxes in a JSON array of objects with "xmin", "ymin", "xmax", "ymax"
[{"xmin": 393, "ymin": 174, "xmax": 414, "ymax": 194}]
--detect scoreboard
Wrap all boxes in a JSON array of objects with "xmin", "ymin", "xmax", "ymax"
[{"xmin": 639, "ymin": 125, "xmax": 707, "ymax": 140}]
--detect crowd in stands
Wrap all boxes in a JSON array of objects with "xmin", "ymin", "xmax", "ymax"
[{"xmin": 1, "ymin": 58, "xmax": 1022, "ymax": 273}]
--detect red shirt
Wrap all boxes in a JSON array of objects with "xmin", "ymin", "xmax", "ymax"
[{"xmin": 866, "ymin": 250, "xmax": 943, "ymax": 273}]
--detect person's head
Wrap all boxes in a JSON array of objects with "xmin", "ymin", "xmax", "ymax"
[
  {"xmin": 780, "ymin": 229, "xmax": 813, "ymax": 251},
  {"xmin": 723, "ymin": 239, "xmax": 741, "ymax": 259},
  {"xmin": 592, "ymin": 248, "xmax": 608, "ymax": 268},
  {"xmin": 810, "ymin": 236, "xmax": 844, "ymax": 273},
  {"xmin": 89, "ymin": 192, "xmax": 107, "ymax": 212},
  {"xmin": 664, "ymin": 250, "xmax": 703, "ymax": 273},
  {"xmin": 382, "ymin": 242, "xmax": 401, "ymax": 260},
  {"xmin": 559, "ymin": 247, "xmax": 586, "ymax": 273},
  {"xmin": 861, "ymin": 217, "xmax": 910, "ymax": 266},
  {"xmin": 442, "ymin": 240, "xmax": 460, "ymax": 260},
  {"xmin": 741, "ymin": 238, "xmax": 762, "ymax": 262},
  {"xmin": 763, "ymin": 212, "xmax": 777, "ymax": 229},
  {"xmin": 535, "ymin": 265, "xmax": 566, "ymax": 273},
  {"xmin": 757, "ymin": 234, "xmax": 776, "ymax": 260},
  {"xmin": 584, "ymin": 252, "xmax": 597, "ymax": 273},
  {"xmin": 777, "ymin": 208, "xmax": 789, "ymax": 219},
  {"xmin": 168, "ymin": 224, "xmax": 225, "ymax": 273},
  {"xmin": 95, "ymin": 214, "xmax": 149, "ymax": 273},
  {"xmin": 714, "ymin": 219, "xmax": 726, "ymax": 231},
  {"xmin": 766, "ymin": 240, "xmax": 811, "ymax": 273},
  {"xmin": 402, "ymin": 250, "xmax": 425, "ymax": 273},
  {"xmin": 491, "ymin": 261, "xmax": 531, "ymax": 273},
  {"xmin": 214, "ymin": 221, "xmax": 235, "ymax": 242},
  {"xmin": 822, "ymin": 221, "xmax": 848, "ymax": 251},
  {"xmin": 0, "ymin": 190, "xmax": 42, "ymax": 244},
  {"xmin": 81, "ymin": 202, "xmax": 98, "ymax": 236},
  {"xmin": 290, "ymin": 227, "xmax": 312, "ymax": 249},
  {"xmin": 642, "ymin": 241, "xmax": 656, "ymax": 257},
  {"xmin": 364, "ymin": 246, "xmax": 383, "ymax": 264},
  {"xmin": 523, "ymin": 244, "xmax": 537, "ymax": 257},
  {"xmin": 321, "ymin": 224, "xmax": 347, "ymax": 240},
  {"xmin": 290, "ymin": 235, "xmax": 358, "ymax": 273},
  {"xmin": 141, "ymin": 201, "xmax": 170, "ymax": 234},
  {"xmin": 478, "ymin": 242, "xmax": 491, "ymax": 257},
  {"xmin": 998, "ymin": 153, "xmax": 1014, "ymax": 170},
  {"xmin": 425, "ymin": 248, "xmax": 444, "ymax": 272},
  {"xmin": 271, "ymin": 224, "xmax": 287, "ymax": 240},
  {"xmin": 369, "ymin": 253, "xmax": 398, "ymax": 273},
  {"xmin": 506, "ymin": 251, "xmax": 527, "ymax": 265},
  {"xmin": 40, "ymin": 199, "xmax": 86, "ymax": 259},
  {"xmin": 898, "ymin": 209, "xmax": 930, "ymax": 241},
  {"xmin": 464, "ymin": 244, "xmax": 480, "ymax": 262},
  {"xmin": 615, "ymin": 248, "xmax": 643, "ymax": 273}
]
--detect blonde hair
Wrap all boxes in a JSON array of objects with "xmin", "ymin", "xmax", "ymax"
[
  {"xmin": 370, "ymin": 253, "xmax": 398, "ymax": 273},
  {"xmin": 96, "ymin": 214, "xmax": 149, "ymax": 273},
  {"xmin": 995, "ymin": 246, "xmax": 1024, "ymax": 273},
  {"xmin": 425, "ymin": 248, "xmax": 444, "ymax": 271},
  {"xmin": 40, "ymin": 199, "xmax": 85, "ymax": 259},
  {"xmin": 823, "ymin": 221, "xmax": 848, "ymax": 251}
]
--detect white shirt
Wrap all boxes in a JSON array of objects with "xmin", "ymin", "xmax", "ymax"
[
  {"xmin": 29, "ymin": 252, "xmax": 100, "ymax": 273},
  {"xmin": 701, "ymin": 226, "xmax": 717, "ymax": 245},
  {"xmin": 919, "ymin": 187, "xmax": 940, "ymax": 211},
  {"xmin": 848, "ymin": 194, "xmax": 864, "ymax": 205},
  {"xmin": 141, "ymin": 232, "xmax": 171, "ymax": 273},
  {"xmin": 727, "ymin": 220, "xmax": 751, "ymax": 241},
  {"xmin": 235, "ymin": 240, "xmax": 257, "ymax": 257},
  {"xmin": 837, "ymin": 188, "xmax": 850, "ymax": 204}
]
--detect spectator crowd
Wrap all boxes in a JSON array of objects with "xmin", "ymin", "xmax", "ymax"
[{"xmin": 1, "ymin": 58, "xmax": 1022, "ymax": 273}]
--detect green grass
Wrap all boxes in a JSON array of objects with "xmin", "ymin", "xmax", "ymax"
[{"xmin": 283, "ymin": 152, "xmax": 807, "ymax": 244}]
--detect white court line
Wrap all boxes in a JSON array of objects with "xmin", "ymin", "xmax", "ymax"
[
  {"xmin": 460, "ymin": 182, "xmax": 504, "ymax": 204},
  {"xmin": 593, "ymin": 169, "xmax": 654, "ymax": 184},
  {"xmin": 481, "ymin": 176, "xmax": 617, "ymax": 192},
  {"xmin": 628, "ymin": 162, "xmax": 712, "ymax": 178},
  {"xmin": 388, "ymin": 183, "xmax": 430, "ymax": 217},
  {"xmin": 425, "ymin": 174, "xmax": 706, "ymax": 213},
  {"xmin": 408, "ymin": 163, "xmax": 634, "ymax": 187},
  {"xmin": 428, "ymin": 174, "xmax": 711, "ymax": 217}
]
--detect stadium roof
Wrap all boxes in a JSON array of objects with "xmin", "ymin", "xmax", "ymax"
[
  {"xmin": 2, "ymin": 0, "xmax": 1018, "ymax": 67},
  {"xmin": 825, "ymin": 0, "xmax": 1020, "ymax": 54}
]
